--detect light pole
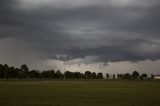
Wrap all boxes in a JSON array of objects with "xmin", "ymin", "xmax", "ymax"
[{"xmin": 63, "ymin": 55, "xmax": 67, "ymax": 80}]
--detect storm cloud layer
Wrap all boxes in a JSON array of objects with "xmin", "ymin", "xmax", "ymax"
[{"xmin": 1, "ymin": 0, "xmax": 160, "ymax": 64}]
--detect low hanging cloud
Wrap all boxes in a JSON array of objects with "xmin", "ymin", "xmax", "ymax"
[{"xmin": 0, "ymin": 0, "xmax": 160, "ymax": 65}]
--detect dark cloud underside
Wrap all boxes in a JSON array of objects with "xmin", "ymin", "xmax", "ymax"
[{"xmin": 0, "ymin": 0, "xmax": 160, "ymax": 63}]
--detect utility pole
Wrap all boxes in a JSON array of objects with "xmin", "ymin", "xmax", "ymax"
[{"xmin": 64, "ymin": 55, "xmax": 67, "ymax": 80}]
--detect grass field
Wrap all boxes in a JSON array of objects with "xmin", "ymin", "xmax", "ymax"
[{"xmin": 0, "ymin": 80, "xmax": 160, "ymax": 106}]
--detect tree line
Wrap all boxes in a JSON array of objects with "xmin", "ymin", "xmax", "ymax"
[
  {"xmin": 107, "ymin": 71, "xmax": 154, "ymax": 80},
  {"xmin": 0, "ymin": 64, "xmax": 103, "ymax": 79},
  {"xmin": 0, "ymin": 64, "xmax": 155, "ymax": 80}
]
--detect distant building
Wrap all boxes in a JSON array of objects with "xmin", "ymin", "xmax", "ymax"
[{"xmin": 154, "ymin": 75, "xmax": 160, "ymax": 79}]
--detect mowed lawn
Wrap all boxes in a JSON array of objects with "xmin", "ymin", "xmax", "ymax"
[{"xmin": 0, "ymin": 80, "xmax": 160, "ymax": 106}]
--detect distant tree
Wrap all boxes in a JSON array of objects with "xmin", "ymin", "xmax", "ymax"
[
  {"xmin": 19, "ymin": 69, "xmax": 23, "ymax": 78},
  {"xmin": 21, "ymin": 64, "xmax": 29, "ymax": 72},
  {"xmin": 29, "ymin": 70, "xmax": 40, "ymax": 78},
  {"xmin": 113, "ymin": 74, "xmax": 115, "ymax": 79},
  {"xmin": 151, "ymin": 74, "xmax": 154, "ymax": 79},
  {"xmin": 106, "ymin": 73, "xmax": 109, "ymax": 80},
  {"xmin": 80, "ymin": 73, "xmax": 85, "ymax": 79},
  {"xmin": 92, "ymin": 72, "xmax": 97, "ymax": 79},
  {"xmin": 65, "ymin": 71, "xmax": 73, "ymax": 79},
  {"xmin": 21, "ymin": 64, "xmax": 29, "ymax": 78},
  {"xmin": 117, "ymin": 74, "xmax": 124, "ymax": 80},
  {"xmin": 4, "ymin": 64, "xmax": 9, "ymax": 79},
  {"xmin": 139, "ymin": 73, "xmax": 147, "ymax": 80},
  {"xmin": 41, "ymin": 71, "xmax": 50, "ymax": 78},
  {"xmin": 74, "ymin": 72, "xmax": 83, "ymax": 79},
  {"xmin": 15, "ymin": 68, "xmax": 21, "ymax": 78},
  {"xmin": 85, "ymin": 71, "xmax": 92, "ymax": 79},
  {"xmin": 124, "ymin": 73, "xmax": 132, "ymax": 80},
  {"xmin": 41, "ymin": 70, "xmax": 55, "ymax": 78},
  {"xmin": 132, "ymin": 71, "xmax": 139, "ymax": 79},
  {"xmin": 120, "ymin": 74, "xmax": 125, "ymax": 79},
  {"xmin": 55, "ymin": 70, "xmax": 63, "ymax": 79},
  {"xmin": 0, "ymin": 64, "xmax": 5, "ymax": 78},
  {"xmin": 49, "ymin": 70, "xmax": 56, "ymax": 78},
  {"xmin": 97, "ymin": 73, "xmax": 103, "ymax": 79},
  {"xmin": 9, "ymin": 66, "xmax": 16, "ymax": 78},
  {"xmin": 64, "ymin": 71, "xmax": 84, "ymax": 79}
]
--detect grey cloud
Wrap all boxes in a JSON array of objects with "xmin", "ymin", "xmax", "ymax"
[{"xmin": 0, "ymin": 0, "xmax": 160, "ymax": 64}]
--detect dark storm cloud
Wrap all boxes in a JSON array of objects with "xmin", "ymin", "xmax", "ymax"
[{"xmin": 1, "ymin": 0, "xmax": 160, "ymax": 63}]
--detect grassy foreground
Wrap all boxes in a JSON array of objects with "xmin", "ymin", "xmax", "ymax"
[{"xmin": 0, "ymin": 80, "xmax": 160, "ymax": 106}]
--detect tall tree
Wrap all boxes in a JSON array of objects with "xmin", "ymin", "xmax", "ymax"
[
  {"xmin": 9, "ymin": 66, "xmax": 16, "ymax": 78},
  {"xmin": 0, "ymin": 64, "xmax": 5, "ymax": 78},
  {"xmin": 132, "ymin": 71, "xmax": 139, "ymax": 79},
  {"xmin": 55, "ymin": 70, "xmax": 63, "ymax": 79},
  {"xmin": 4, "ymin": 64, "xmax": 9, "ymax": 79},
  {"xmin": 106, "ymin": 73, "xmax": 109, "ymax": 79},
  {"xmin": 92, "ymin": 72, "xmax": 97, "ymax": 79},
  {"xmin": 97, "ymin": 73, "xmax": 103, "ymax": 79},
  {"xmin": 21, "ymin": 64, "xmax": 29, "ymax": 78},
  {"xmin": 113, "ymin": 74, "xmax": 115, "ymax": 79},
  {"xmin": 85, "ymin": 71, "xmax": 92, "ymax": 79},
  {"xmin": 139, "ymin": 73, "xmax": 147, "ymax": 80}
]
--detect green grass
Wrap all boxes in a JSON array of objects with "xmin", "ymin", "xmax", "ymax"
[{"xmin": 0, "ymin": 80, "xmax": 160, "ymax": 106}]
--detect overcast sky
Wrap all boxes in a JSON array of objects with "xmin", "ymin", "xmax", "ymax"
[{"xmin": 0, "ymin": 0, "xmax": 160, "ymax": 74}]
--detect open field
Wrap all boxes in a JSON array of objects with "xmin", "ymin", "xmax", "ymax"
[{"xmin": 0, "ymin": 80, "xmax": 160, "ymax": 106}]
